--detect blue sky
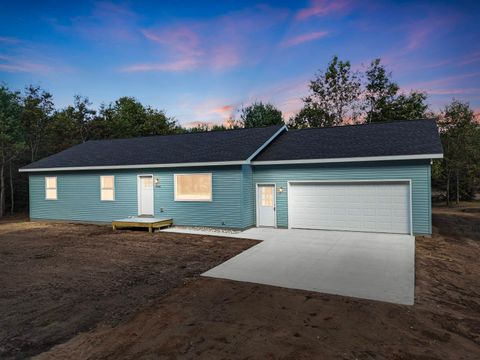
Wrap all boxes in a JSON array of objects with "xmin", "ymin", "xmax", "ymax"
[{"xmin": 1, "ymin": 0, "xmax": 479, "ymax": 126}]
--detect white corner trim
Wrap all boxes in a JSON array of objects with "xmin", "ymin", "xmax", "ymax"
[
  {"xmin": 246, "ymin": 125, "xmax": 287, "ymax": 163},
  {"xmin": 19, "ymin": 160, "xmax": 246, "ymax": 172},
  {"xmin": 251, "ymin": 153, "xmax": 443, "ymax": 165}
]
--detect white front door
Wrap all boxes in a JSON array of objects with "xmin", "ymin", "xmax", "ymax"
[
  {"xmin": 138, "ymin": 175, "xmax": 154, "ymax": 216},
  {"xmin": 257, "ymin": 184, "xmax": 276, "ymax": 227}
]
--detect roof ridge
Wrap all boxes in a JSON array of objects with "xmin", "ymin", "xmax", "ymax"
[
  {"xmin": 86, "ymin": 124, "xmax": 285, "ymax": 143},
  {"xmin": 289, "ymin": 118, "xmax": 436, "ymax": 132}
]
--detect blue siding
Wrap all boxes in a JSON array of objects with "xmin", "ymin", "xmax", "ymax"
[
  {"xmin": 252, "ymin": 160, "xmax": 432, "ymax": 235},
  {"xmin": 29, "ymin": 166, "xmax": 245, "ymax": 228},
  {"xmin": 28, "ymin": 160, "xmax": 433, "ymax": 234},
  {"xmin": 241, "ymin": 165, "xmax": 255, "ymax": 228}
]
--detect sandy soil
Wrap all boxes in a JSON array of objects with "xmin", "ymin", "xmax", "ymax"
[
  {"xmin": 0, "ymin": 218, "xmax": 257, "ymax": 359},
  {"xmin": 31, "ymin": 207, "xmax": 480, "ymax": 360}
]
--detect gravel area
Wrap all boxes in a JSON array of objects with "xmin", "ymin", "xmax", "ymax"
[{"xmin": 162, "ymin": 226, "xmax": 242, "ymax": 235}]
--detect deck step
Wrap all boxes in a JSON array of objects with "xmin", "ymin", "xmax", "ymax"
[{"xmin": 112, "ymin": 218, "xmax": 173, "ymax": 233}]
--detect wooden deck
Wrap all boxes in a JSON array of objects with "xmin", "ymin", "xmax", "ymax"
[{"xmin": 112, "ymin": 217, "xmax": 173, "ymax": 233}]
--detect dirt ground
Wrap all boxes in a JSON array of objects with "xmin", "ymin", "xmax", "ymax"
[
  {"xmin": 1, "ymin": 207, "xmax": 480, "ymax": 360},
  {"xmin": 0, "ymin": 219, "xmax": 257, "ymax": 359}
]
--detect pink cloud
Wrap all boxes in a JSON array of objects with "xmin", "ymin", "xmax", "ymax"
[
  {"xmin": 142, "ymin": 28, "xmax": 202, "ymax": 56},
  {"xmin": 474, "ymin": 110, "xmax": 480, "ymax": 124},
  {"xmin": 403, "ymin": 14, "xmax": 458, "ymax": 53},
  {"xmin": 210, "ymin": 45, "xmax": 241, "ymax": 70},
  {"xmin": 123, "ymin": 4, "xmax": 289, "ymax": 73},
  {"xmin": 459, "ymin": 51, "xmax": 480, "ymax": 66},
  {"xmin": 406, "ymin": 27, "xmax": 430, "ymax": 51},
  {"xmin": 50, "ymin": 1, "xmax": 140, "ymax": 43},
  {"xmin": 296, "ymin": 0, "xmax": 352, "ymax": 20},
  {"xmin": 0, "ymin": 36, "xmax": 21, "ymax": 44},
  {"xmin": 121, "ymin": 58, "xmax": 199, "ymax": 72},
  {"xmin": 281, "ymin": 31, "xmax": 329, "ymax": 48},
  {"xmin": 0, "ymin": 54, "xmax": 54, "ymax": 74},
  {"xmin": 408, "ymin": 72, "xmax": 480, "ymax": 89},
  {"xmin": 426, "ymin": 88, "xmax": 480, "ymax": 95}
]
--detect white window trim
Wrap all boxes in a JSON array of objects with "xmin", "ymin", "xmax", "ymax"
[
  {"xmin": 174, "ymin": 173, "xmax": 213, "ymax": 202},
  {"xmin": 100, "ymin": 175, "xmax": 115, "ymax": 201},
  {"xmin": 45, "ymin": 176, "xmax": 57, "ymax": 200}
]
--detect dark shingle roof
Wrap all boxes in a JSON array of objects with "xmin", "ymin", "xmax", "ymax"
[
  {"xmin": 254, "ymin": 119, "xmax": 443, "ymax": 162},
  {"xmin": 22, "ymin": 125, "xmax": 284, "ymax": 170}
]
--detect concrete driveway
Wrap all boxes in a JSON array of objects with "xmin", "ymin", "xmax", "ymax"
[{"xmin": 202, "ymin": 228, "xmax": 415, "ymax": 305}]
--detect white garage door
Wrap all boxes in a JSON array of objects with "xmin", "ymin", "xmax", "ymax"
[{"xmin": 288, "ymin": 181, "xmax": 411, "ymax": 234}]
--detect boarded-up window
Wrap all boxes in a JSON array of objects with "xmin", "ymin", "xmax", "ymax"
[
  {"xmin": 45, "ymin": 177, "xmax": 57, "ymax": 200},
  {"xmin": 100, "ymin": 176, "xmax": 115, "ymax": 201},
  {"xmin": 175, "ymin": 174, "xmax": 212, "ymax": 201}
]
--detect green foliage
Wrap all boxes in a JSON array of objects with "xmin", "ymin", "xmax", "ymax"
[
  {"xmin": 364, "ymin": 58, "xmax": 399, "ymax": 122},
  {"xmin": 95, "ymin": 97, "xmax": 179, "ymax": 139},
  {"xmin": 288, "ymin": 106, "xmax": 333, "ymax": 129},
  {"xmin": 291, "ymin": 57, "xmax": 429, "ymax": 127},
  {"xmin": 187, "ymin": 124, "xmax": 231, "ymax": 132},
  {"xmin": 0, "ymin": 86, "xmax": 23, "ymax": 156},
  {"xmin": 239, "ymin": 101, "xmax": 284, "ymax": 128},
  {"xmin": 434, "ymin": 100, "xmax": 480, "ymax": 203},
  {"xmin": 0, "ymin": 85, "xmax": 26, "ymax": 215},
  {"xmin": 20, "ymin": 86, "xmax": 54, "ymax": 161},
  {"xmin": 364, "ymin": 59, "xmax": 428, "ymax": 122},
  {"xmin": 290, "ymin": 56, "xmax": 361, "ymax": 128},
  {"xmin": 45, "ymin": 95, "xmax": 96, "ymax": 154}
]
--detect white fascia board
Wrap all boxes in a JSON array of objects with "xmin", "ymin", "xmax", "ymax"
[
  {"xmin": 251, "ymin": 153, "xmax": 444, "ymax": 166},
  {"xmin": 245, "ymin": 125, "xmax": 288, "ymax": 163},
  {"xmin": 18, "ymin": 160, "xmax": 246, "ymax": 173}
]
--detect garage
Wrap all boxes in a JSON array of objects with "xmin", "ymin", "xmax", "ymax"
[{"xmin": 288, "ymin": 181, "xmax": 411, "ymax": 234}]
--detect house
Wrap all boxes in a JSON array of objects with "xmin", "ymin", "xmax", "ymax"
[{"xmin": 20, "ymin": 119, "xmax": 443, "ymax": 236}]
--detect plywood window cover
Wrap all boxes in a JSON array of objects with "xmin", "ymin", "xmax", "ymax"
[
  {"xmin": 101, "ymin": 176, "xmax": 115, "ymax": 201},
  {"xmin": 175, "ymin": 173, "xmax": 212, "ymax": 201},
  {"xmin": 45, "ymin": 176, "xmax": 57, "ymax": 200}
]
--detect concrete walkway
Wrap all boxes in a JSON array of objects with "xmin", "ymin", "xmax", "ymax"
[{"xmin": 203, "ymin": 228, "xmax": 415, "ymax": 305}]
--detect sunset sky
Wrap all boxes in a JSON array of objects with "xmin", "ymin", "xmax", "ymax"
[{"xmin": 1, "ymin": 0, "xmax": 479, "ymax": 126}]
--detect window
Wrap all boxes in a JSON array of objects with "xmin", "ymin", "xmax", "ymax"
[
  {"xmin": 260, "ymin": 186, "xmax": 274, "ymax": 207},
  {"xmin": 174, "ymin": 173, "xmax": 212, "ymax": 201},
  {"xmin": 45, "ymin": 177, "xmax": 57, "ymax": 200},
  {"xmin": 100, "ymin": 176, "xmax": 115, "ymax": 201}
]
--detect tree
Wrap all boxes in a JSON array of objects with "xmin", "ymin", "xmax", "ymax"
[
  {"xmin": 20, "ymin": 86, "xmax": 54, "ymax": 161},
  {"xmin": 291, "ymin": 57, "xmax": 430, "ymax": 128},
  {"xmin": 435, "ymin": 100, "xmax": 480, "ymax": 205},
  {"xmin": 290, "ymin": 56, "xmax": 361, "ymax": 128},
  {"xmin": 239, "ymin": 101, "xmax": 284, "ymax": 128},
  {"xmin": 0, "ymin": 86, "xmax": 24, "ymax": 216},
  {"xmin": 364, "ymin": 59, "xmax": 399, "ymax": 122},
  {"xmin": 71, "ymin": 95, "xmax": 96, "ymax": 142},
  {"xmin": 387, "ymin": 92, "xmax": 429, "ymax": 120},
  {"xmin": 97, "ymin": 97, "xmax": 179, "ymax": 139},
  {"xmin": 364, "ymin": 59, "xmax": 428, "ymax": 122},
  {"xmin": 288, "ymin": 106, "xmax": 332, "ymax": 129}
]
